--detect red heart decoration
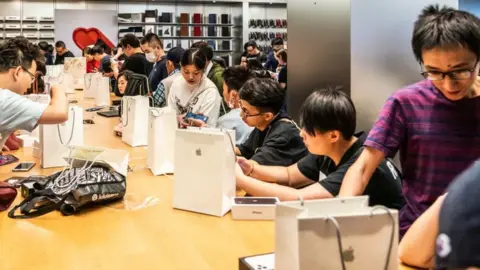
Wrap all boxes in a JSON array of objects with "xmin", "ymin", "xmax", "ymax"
[{"xmin": 72, "ymin": 27, "xmax": 114, "ymax": 50}]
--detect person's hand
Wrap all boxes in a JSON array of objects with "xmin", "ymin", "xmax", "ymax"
[
  {"xmin": 2, "ymin": 145, "xmax": 10, "ymax": 152},
  {"xmin": 237, "ymin": 157, "xmax": 253, "ymax": 175},
  {"xmin": 236, "ymin": 162, "xmax": 245, "ymax": 176},
  {"xmin": 49, "ymin": 84, "xmax": 64, "ymax": 97},
  {"xmin": 92, "ymin": 68, "xmax": 98, "ymax": 73},
  {"xmin": 177, "ymin": 114, "xmax": 188, "ymax": 128},
  {"xmin": 188, "ymin": 118, "xmax": 207, "ymax": 127}
]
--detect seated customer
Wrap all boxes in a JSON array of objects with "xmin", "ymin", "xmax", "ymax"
[
  {"xmin": 236, "ymin": 87, "xmax": 404, "ymax": 209},
  {"xmin": 188, "ymin": 65, "xmax": 255, "ymax": 144},
  {"xmin": 168, "ymin": 48, "xmax": 221, "ymax": 126},
  {"xmin": 153, "ymin": 46, "xmax": 185, "ymax": 108},
  {"xmin": 235, "ymin": 78, "xmax": 307, "ymax": 166}
]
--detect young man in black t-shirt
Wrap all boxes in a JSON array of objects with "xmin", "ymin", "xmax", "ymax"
[
  {"xmin": 236, "ymin": 87, "xmax": 405, "ymax": 209},
  {"xmin": 54, "ymin": 41, "xmax": 75, "ymax": 65},
  {"xmin": 235, "ymin": 78, "xmax": 307, "ymax": 167},
  {"xmin": 113, "ymin": 34, "xmax": 152, "ymax": 78}
]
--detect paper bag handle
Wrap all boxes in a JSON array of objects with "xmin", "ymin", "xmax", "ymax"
[
  {"xmin": 120, "ymin": 97, "xmax": 129, "ymax": 127},
  {"xmin": 325, "ymin": 206, "xmax": 395, "ymax": 270},
  {"xmin": 57, "ymin": 107, "xmax": 76, "ymax": 146},
  {"xmin": 325, "ymin": 216, "xmax": 347, "ymax": 270},
  {"xmin": 370, "ymin": 206, "xmax": 396, "ymax": 270}
]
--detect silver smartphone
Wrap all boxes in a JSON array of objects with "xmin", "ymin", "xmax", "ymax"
[{"xmin": 12, "ymin": 162, "xmax": 35, "ymax": 172}]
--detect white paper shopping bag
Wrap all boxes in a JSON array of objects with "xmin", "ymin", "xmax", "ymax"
[
  {"xmin": 121, "ymin": 96, "xmax": 149, "ymax": 147},
  {"xmin": 148, "ymin": 107, "xmax": 177, "ymax": 175},
  {"xmin": 46, "ymin": 64, "xmax": 64, "ymax": 77},
  {"xmin": 173, "ymin": 128, "xmax": 236, "ymax": 217},
  {"xmin": 38, "ymin": 106, "xmax": 84, "ymax": 168},
  {"xmin": 275, "ymin": 196, "xmax": 398, "ymax": 270},
  {"xmin": 83, "ymin": 73, "xmax": 102, "ymax": 99},
  {"xmin": 21, "ymin": 94, "xmax": 51, "ymax": 137},
  {"xmin": 95, "ymin": 77, "xmax": 110, "ymax": 106},
  {"xmin": 45, "ymin": 73, "xmax": 75, "ymax": 94},
  {"xmin": 64, "ymin": 57, "xmax": 86, "ymax": 90},
  {"xmin": 64, "ymin": 146, "xmax": 130, "ymax": 177}
]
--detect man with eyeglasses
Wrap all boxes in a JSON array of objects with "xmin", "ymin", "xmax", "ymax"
[
  {"xmin": 234, "ymin": 78, "xmax": 307, "ymax": 166},
  {"xmin": 339, "ymin": 5, "xmax": 480, "ymax": 239},
  {"xmin": 0, "ymin": 37, "xmax": 68, "ymax": 152}
]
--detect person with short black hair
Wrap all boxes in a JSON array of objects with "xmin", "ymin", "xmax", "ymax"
[
  {"xmin": 38, "ymin": 41, "xmax": 53, "ymax": 65},
  {"xmin": 340, "ymin": 4, "xmax": 480, "ymax": 239},
  {"xmin": 91, "ymin": 45, "xmax": 111, "ymax": 73},
  {"xmin": 152, "ymin": 46, "xmax": 185, "ymax": 107},
  {"xmin": 245, "ymin": 40, "xmax": 267, "ymax": 64},
  {"xmin": 143, "ymin": 34, "xmax": 167, "ymax": 92},
  {"xmin": 235, "ymin": 78, "xmax": 306, "ymax": 166},
  {"xmin": 188, "ymin": 66, "xmax": 255, "ymax": 144},
  {"xmin": 275, "ymin": 49, "xmax": 287, "ymax": 89},
  {"xmin": 191, "ymin": 41, "xmax": 225, "ymax": 97},
  {"xmin": 265, "ymin": 38, "xmax": 284, "ymax": 72},
  {"xmin": 113, "ymin": 34, "xmax": 152, "ymax": 79},
  {"xmin": 54, "ymin": 40, "xmax": 74, "ymax": 65},
  {"xmin": 236, "ymin": 87, "xmax": 404, "ymax": 208},
  {"xmin": 0, "ymin": 37, "xmax": 68, "ymax": 152},
  {"xmin": 168, "ymin": 48, "xmax": 222, "ymax": 126},
  {"xmin": 84, "ymin": 47, "xmax": 99, "ymax": 73}
]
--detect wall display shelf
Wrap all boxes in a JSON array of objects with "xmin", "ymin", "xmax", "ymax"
[
  {"xmin": 6, "ymin": 32, "xmax": 21, "ymax": 38},
  {"xmin": 5, "ymin": 16, "xmax": 21, "ymax": 21},
  {"xmin": 39, "ymin": 17, "xmax": 54, "ymax": 22},
  {"xmin": 5, "ymin": 24, "xmax": 21, "ymax": 29},
  {"xmin": 22, "ymin": 24, "xmax": 38, "ymax": 30},
  {"xmin": 23, "ymin": 16, "xmax": 37, "ymax": 22}
]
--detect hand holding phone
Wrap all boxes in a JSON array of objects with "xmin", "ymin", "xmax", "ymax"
[{"xmin": 185, "ymin": 112, "xmax": 208, "ymax": 123}]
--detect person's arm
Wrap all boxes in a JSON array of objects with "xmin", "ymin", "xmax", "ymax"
[
  {"xmin": 339, "ymin": 147, "xmax": 385, "ymax": 196},
  {"xmin": 153, "ymin": 82, "xmax": 167, "ymax": 108},
  {"xmin": 112, "ymin": 60, "xmax": 120, "ymax": 79},
  {"xmin": 236, "ymin": 164, "xmax": 333, "ymax": 201},
  {"xmin": 38, "ymin": 85, "xmax": 68, "ymax": 124},
  {"xmin": 340, "ymin": 95, "xmax": 406, "ymax": 196},
  {"xmin": 237, "ymin": 157, "xmax": 311, "ymax": 186},
  {"xmin": 195, "ymin": 88, "xmax": 221, "ymax": 126},
  {"xmin": 399, "ymin": 194, "xmax": 446, "ymax": 269}
]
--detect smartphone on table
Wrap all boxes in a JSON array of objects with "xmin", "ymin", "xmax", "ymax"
[{"xmin": 12, "ymin": 162, "xmax": 35, "ymax": 172}]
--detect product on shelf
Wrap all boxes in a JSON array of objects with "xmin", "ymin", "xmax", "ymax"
[
  {"xmin": 179, "ymin": 13, "xmax": 189, "ymax": 37},
  {"xmin": 193, "ymin": 13, "xmax": 202, "ymax": 37}
]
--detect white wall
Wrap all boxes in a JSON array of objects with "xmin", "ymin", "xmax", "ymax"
[{"xmin": 351, "ymin": 0, "xmax": 459, "ymax": 132}]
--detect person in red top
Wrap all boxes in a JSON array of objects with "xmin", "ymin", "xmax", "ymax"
[{"xmin": 84, "ymin": 47, "xmax": 99, "ymax": 73}]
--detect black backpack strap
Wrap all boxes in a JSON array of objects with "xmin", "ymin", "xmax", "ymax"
[{"xmin": 8, "ymin": 190, "xmax": 68, "ymax": 219}]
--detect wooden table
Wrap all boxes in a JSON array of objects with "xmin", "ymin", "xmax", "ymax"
[{"xmin": 0, "ymin": 92, "xmax": 417, "ymax": 270}]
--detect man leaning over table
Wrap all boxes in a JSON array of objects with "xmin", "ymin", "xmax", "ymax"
[{"xmin": 0, "ymin": 37, "xmax": 68, "ymax": 153}]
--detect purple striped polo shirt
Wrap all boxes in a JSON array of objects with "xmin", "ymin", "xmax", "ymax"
[{"xmin": 365, "ymin": 79, "xmax": 480, "ymax": 237}]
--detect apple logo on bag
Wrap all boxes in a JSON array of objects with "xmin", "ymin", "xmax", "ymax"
[
  {"xmin": 342, "ymin": 246, "xmax": 355, "ymax": 262},
  {"xmin": 92, "ymin": 194, "xmax": 98, "ymax": 201},
  {"xmin": 195, "ymin": 148, "xmax": 202, "ymax": 156}
]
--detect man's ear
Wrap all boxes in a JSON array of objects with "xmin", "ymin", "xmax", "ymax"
[
  {"xmin": 12, "ymin": 66, "xmax": 21, "ymax": 82},
  {"xmin": 263, "ymin": 112, "xmax": 275, "ymax": 122},
  {"xmin": 329, "ymin": 130, "xmax": 341, "ymax": 143}
]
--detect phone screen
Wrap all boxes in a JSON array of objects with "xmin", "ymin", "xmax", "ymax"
[
  {"xmin": 0, "ymin": 154, "xmax": 19, "ymax": 166},
  {"xmin": 234, "ymin": 198, "xmax": 278, "ymax": 205},
  {"xmin": 13, "ymin": 162, "xmax": 35, "ymax": 171}
]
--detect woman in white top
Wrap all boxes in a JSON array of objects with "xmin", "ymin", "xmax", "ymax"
[{"xmin": 168, "ymin": 48, "xmax": 221, "ymax": 126}]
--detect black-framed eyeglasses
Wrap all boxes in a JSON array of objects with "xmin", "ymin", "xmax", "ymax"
[
  {"xmin": 421, "ymin": 61, "xmax": 478, "ymax": 81},
  {"xmin": 239, "ymin": 100, "xmax": 264, "ymax": 118},
  {"xmin": 21, "ymin": 66, "xmax": 36, "ymax": 83}
]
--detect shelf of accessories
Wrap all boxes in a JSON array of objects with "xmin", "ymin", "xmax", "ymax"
[
  {"xmin": 0, "ymin": 16, "xmax": 54, "ymax": 41},
  {"xmin": 119, "ymin": 22, "xmax": 234, "ymax": 27}
]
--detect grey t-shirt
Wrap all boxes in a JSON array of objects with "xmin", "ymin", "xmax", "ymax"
[
  {"xmin": 0, "ymin": 89, "xmax": 48, "ymax": 148},
  {"xmin": 217, "ymin": 108, "xmax": 253, "ymax": 144}
]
